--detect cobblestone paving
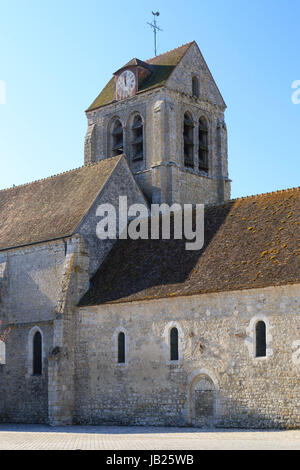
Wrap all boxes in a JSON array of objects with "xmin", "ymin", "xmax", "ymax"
[{"xmin": 0, "ymin": 425, "xmax": 300, "ymax": 450}]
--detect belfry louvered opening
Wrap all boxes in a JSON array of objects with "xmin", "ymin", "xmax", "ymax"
[
  {"xmin": 112, "ymin": 119, "xmax": 124, "ymax": 156},
  {"xmin": 198, "ymin": 117, "xmax": 209, "ymax": 173},
  {"xmin": 184, "ymin": 113, "xmax": 194, "ymax": 168},
  {"xmin": 131, "ymin": 115, "xmax": 144, "ymax": 161}
]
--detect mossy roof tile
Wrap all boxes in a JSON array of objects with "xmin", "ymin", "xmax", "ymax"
[
  {"xmin": 86, "ymin": 42, "xmax": 193, "ymax": 111},
  {"xmin": 79, "ymin": 187, "xmax": 300, "ymax": 305},
  {"xmin": 0, "ymin": 156, "xmax": 122, "ymax": 251}
]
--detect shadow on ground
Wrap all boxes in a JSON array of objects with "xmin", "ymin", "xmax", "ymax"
[{"xmin": 0, "ymin": 424, "xmax": 285, "ymax": 435}]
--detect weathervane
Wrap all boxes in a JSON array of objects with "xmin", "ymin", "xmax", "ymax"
[{"xmin": 147, "ymin": 11, "xmax": 163, "ymax": 56}]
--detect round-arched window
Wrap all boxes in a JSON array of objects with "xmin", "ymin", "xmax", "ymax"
[
  {"xmin": 192, "ymin": 76, "xmax": 199, "ymax": 97},
  {"xmin": 118, "ymin": 331, "xmax": 125, "ymax": 363},
  {"xmin": 170, "ymin": 327, "xmax": 179, "ymax": 361},
  {"xmin": 33, "ymin": 331, "xmax": 42, "ymax": 375},
  {"xmin": 255, "ymin": 321, "xmax": 266, "ymax": 357}
]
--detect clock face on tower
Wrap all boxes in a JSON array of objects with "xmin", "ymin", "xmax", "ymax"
[{"xmin": 116, "ymin": 70, "xmax": 136, "ymax": 100}]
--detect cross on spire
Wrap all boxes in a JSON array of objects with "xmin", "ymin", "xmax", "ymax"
[{"xmin": 147, "ymin": 11, "xmax": 163, "ymax": 56}]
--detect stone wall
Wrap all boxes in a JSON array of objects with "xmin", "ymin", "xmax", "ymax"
[
  {"xmin": 5, "ymin": 242, "xmax": 66, "ymax": 324},
  {"xmin": 74, "ymin": 283, "xmax": 300, "ymax": 429},
  {"xmin": 1, "ymin": 322, "xmax": 52, "ymax": 423},
  {"xmin": 171, "ymin": 165, "xmax": 231, "ymax": 206},
  {"xmin": 0, "ymin": 240, "xmax": 67, "ymax": 423},
  {"xmin": 166, "ymin": 42, "xmax": 225, "ymax": 109},
  {"xmin": 77, "ymin": 157, "xmax": 149, "ymax": 277}
]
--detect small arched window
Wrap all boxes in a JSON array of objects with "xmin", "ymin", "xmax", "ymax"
[
  {"xmin": 33, "ymin": 331, "xmax": 42, "ymax": 375},
  {"xmin": 198, "ymin": 117, "xmax": 209, "ymax": 174},
  {"xmin": 0, "ymin": 340, "xmax": 6, "ymax": 365},
  {"xmin": 192, "ymin": 76, "xmax": 199, "ymax": 97},
  {"xmin": 255, "ymin": 321, "xmax": 266, "ymax": 357},
  {"xmin": 118, "ymin": 332, "xmax": 125, "ymax": 364},
  {"xmin": 170, "ymin": 327, "xmax": 179, "ymax": 361},
  {"xmin": 183, "ymin": 112, "xmax": 194, "ymax": 168},
  {"xmin": 111, "ymin": 119, "xmax": 123, "ymax": 156},
  {"xmin": 131, "ymin": 115, "xmax": 144, "ymax": 161}
]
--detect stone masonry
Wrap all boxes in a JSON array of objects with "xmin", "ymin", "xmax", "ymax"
[{"xmin": 75, "ymin": 284, "xmax": 300, "ymax": 429}]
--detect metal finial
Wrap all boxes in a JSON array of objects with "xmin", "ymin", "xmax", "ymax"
[{"xmin": 147, "ymin": 11, "xmax": 163, "ymax": 56}]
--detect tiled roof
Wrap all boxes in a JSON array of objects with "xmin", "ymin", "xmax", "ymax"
[
  {"xmin": 0, "ymin": 156, "xmax": 122, "ymax": 251},
  {"xmin": 79, "ymin": 187, "xmax": 300, "ymax": 306},
  {"xmin": 86, "ymin": 42, "xmax": 194, "ymax": 112}
]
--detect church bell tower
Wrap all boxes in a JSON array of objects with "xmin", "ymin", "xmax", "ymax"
[{"xmin": 84, "ymin": 41, "xmax": 231, "ymax": 206}]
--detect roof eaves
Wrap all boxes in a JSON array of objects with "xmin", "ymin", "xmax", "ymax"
[
  {"xmin": 80, "ymin": 279, "xmax": 300, "ymax": 307},
  {"xmin": 86, "ymin": 83, "xmax": 166, "ymax": 113}
]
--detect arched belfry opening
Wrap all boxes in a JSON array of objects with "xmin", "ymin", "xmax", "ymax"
[
  {"xmin": 183, "ymin": 112, "xmax": 194, "ymax": 168},
  {"xmin": 111, "ymin": 119, "xmax": 124, "ymax": 156},
  {"xmin": 198, "ymin": 117, "xmax": 209, "ymax": 174},
  {"xmin": 131, "ymin": 115, "xmax": 144, "ymax": 161}
]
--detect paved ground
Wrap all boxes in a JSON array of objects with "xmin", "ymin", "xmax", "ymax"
[{"xmin": 0, "ymin": 425, "xmax": 300, "ymax": 450}]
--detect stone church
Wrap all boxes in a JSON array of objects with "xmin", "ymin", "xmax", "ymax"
[{"xmin": 0, "ymin": 41, "xmax": 299, "ymax": 428}]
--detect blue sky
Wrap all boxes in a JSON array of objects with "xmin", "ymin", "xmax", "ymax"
[{"xmin": 0, "ymin": 0, "xmax": 299, "ymax": 198}]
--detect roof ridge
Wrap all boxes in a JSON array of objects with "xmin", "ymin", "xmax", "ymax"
[
  {"xmin": 230, "ymin": 186, "xmax": 300, "ymax": 203},
  {"xmin": 0, "ymin": 155, "xmax": 122, "ymax": 194},
  {"xmin": 202, "ymin": 186, "xmax": 300, "ymax": 212},
  {"xmin": 145, "ymin": 41, "xmax": 194, "ymax": 64}
]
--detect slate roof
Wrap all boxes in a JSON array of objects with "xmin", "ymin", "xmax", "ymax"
[
  {"xmin": 86, "ymin": 42, "xmax": 194, "ymax": 112},
  {"xmin": 79, "ymin": 187, "xmax": 300, "ymax": 306},
  {"xmin": 0, "ymin": 156, "xmax": 122, "ymax": 251}
]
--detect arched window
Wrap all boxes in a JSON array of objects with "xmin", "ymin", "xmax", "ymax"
[
  {"xmin": 183, "ymin": 112, "xmax": 194, "ymax": 168},
  {"xmin": 170, "ymin": 327, "xmax": 179, "ymax": 361},
  {"xmin": 33, "ymin": 331, "xmax": 42, "ymax": 375},
  {"xmin": 111, "ymin": 119, "xmax": 123, "ymax": 156},
  {"xmin": 131, "ymin": 115, "xmax": 144, "ymax": 161},
  {"xmin": 198, "ymin": 117, "xmax": 209, "ymax": 174},
  {"xmin": 192, "ymin": 76, "xmax": 199, "ymax": 97},
  {"xmin": 118, "ymin": 332, "xmax": 125, "ymax": 364},
  {"xmin": 255, "ymin": 321, "xmax": 266, "ymax": 357}
]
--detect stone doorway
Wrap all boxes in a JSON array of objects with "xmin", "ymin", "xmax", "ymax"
[{"xmin": 190, "ymin": 375, "xmax": 216, "ymax": 428}]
